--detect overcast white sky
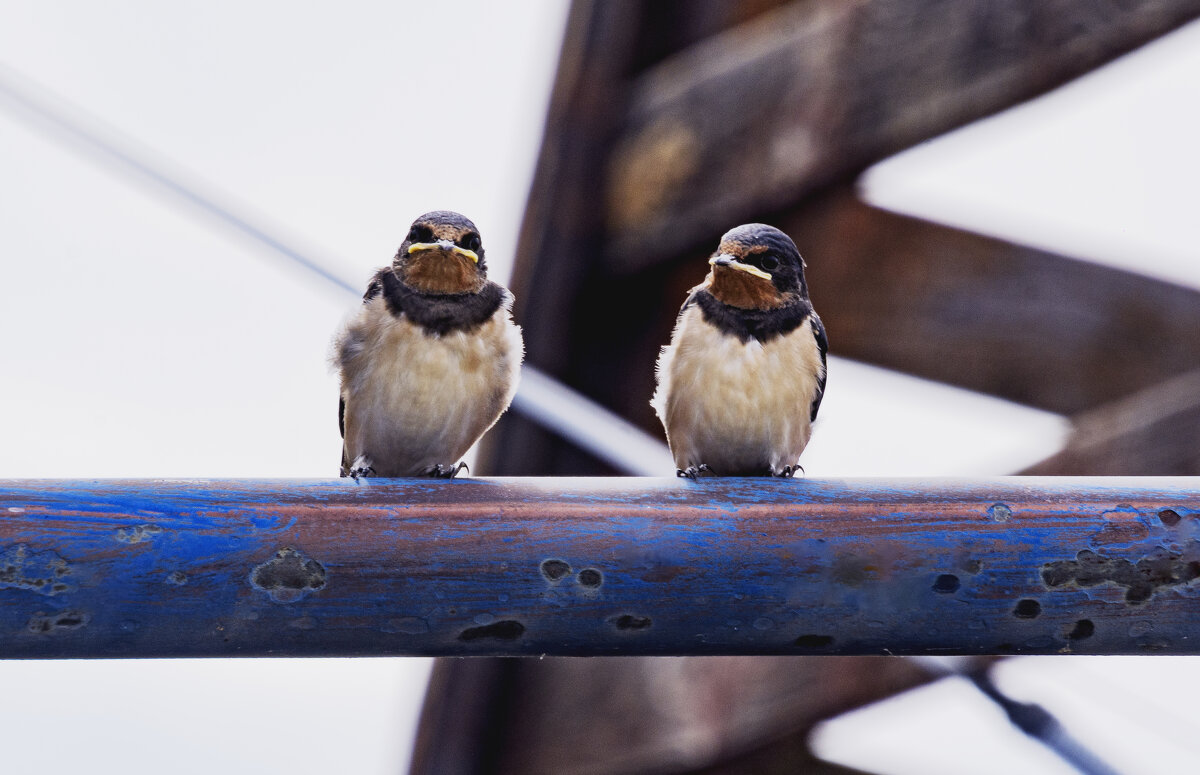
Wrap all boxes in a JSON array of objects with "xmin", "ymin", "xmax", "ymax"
[{"xmin": 1, "ymin": 2, "xmax": 1198, "ymax": 773}]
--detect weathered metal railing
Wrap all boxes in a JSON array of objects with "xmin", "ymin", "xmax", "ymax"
[{"xmin": 1, "ymin": 477, "xmax": 1196, "ymax": 658}]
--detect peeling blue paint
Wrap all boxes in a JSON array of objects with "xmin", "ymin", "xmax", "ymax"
[{"xmin": 1, "ymin": 477, "xmax": 1199, "ymax": 657}]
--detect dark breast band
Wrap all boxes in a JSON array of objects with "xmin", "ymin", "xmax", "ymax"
[{"xmin": 366, "ymin": 269, "xmax": 507, "ymax": 335}]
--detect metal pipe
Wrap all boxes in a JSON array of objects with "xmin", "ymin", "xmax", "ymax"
[{"xmin": 1, "ymin": 477, "xmax": 1197, "ymax": 658}]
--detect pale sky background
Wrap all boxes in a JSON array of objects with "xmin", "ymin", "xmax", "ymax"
[{"xmin": 0, "ymin": 2, "xmax": 1198, "ymax": 773}]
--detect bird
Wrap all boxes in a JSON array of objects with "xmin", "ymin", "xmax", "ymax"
[
  {"xmin": 333, "ymin": 211, "xmax": 523, "ymax": 478},
  {"xmin": 651, "ymin": 223, "xmax": 827, "ymax": 478}
]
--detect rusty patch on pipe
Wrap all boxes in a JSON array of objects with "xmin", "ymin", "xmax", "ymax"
[
  {"xmin": 1042, "ymin": 546, "xmax": 1200, "ymax": 604},
  {"xmin": 1159, "ymin": 509, "xmax": 1182, "ymax": 527},
  {"xmin": 0, "ymin": 544, "xmax": 72, "ymax": 596},
  {"xmin": 610, "ymin": 614, "xmax": 653, "ymax": 631},
  {"xmin": 1013, "ymin": 599, "xmax": 1042, "ymax": 619},
  {"xmin": 1067, "ymin": 619, "xmax": 1095, "ymax": 641},
  {"xmin": 932, "ymin": 574, "xmax": 960, "ymax": 594},
  {"xmin": 1091, "ymin": 522, "xmax": 1150, "ymax": 545},
  {"xmin": 540, "ymin": 559, "xmax": 571, "ymax": 582},
  {"xmin": 114, "ymin": 524, "xmax": 163, "ymax": 544},
  {"xmin": 639, "ymin": 565, "xmax": 685, "ymax": 583},
  {"xmin": 577, "ymin": 568, "xmax": 603, "ymax": 588},
  {"xmin": 458, "ymin": 620, "xmax": 525, "ymax": 642},
  {"xmin": 27, "ymin": 610, "xmax": 89, "ymax": 634},
  {"xmin": 250, "ymin": 547, "xmax": 327, "ymax": 603}
]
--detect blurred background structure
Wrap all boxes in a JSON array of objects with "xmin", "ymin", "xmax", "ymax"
[{"xmin": 2, "ymin": 0, "xmax": 1200, "ymax": 773}]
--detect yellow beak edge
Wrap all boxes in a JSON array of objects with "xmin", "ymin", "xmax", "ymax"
[
  {"xmin": 407, "ymin": 242, "xmax": 480, "ymax": 264},
  {"xmin": 709, "ymin": 255, "xmax": 771, "ymax": 281}
]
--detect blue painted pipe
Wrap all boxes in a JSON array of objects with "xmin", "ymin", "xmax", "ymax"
[{"xmin": 0, "ymin": 477, "xmax": 1196, "ymax": 657}]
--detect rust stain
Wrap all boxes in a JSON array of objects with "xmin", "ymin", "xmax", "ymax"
[
  {"xmin": 27, "ymin": 610, "xmax": 89, "ymax": 634},
  {"xmin": 250, "ymin": 548, "xmax": 327, "ymax": 603},
  {"xmin": 115, "ymin": 524, "xmax": 164, "ymax": 544},
  {"xmin": 611, "ymin": 614, "xmax": 653, "ymax": 631},
  {"xmin": 458, "ymin": 620, "xmax": 524, "ymax": 642},
  {"xmin": 1091, "ymin": 522, "xmax": 1150, "ymax": 544},
  {"xmin": 1043, "ymin": 546, "xmax": 1200, "ymax": 604},
  {"xmin": 0, "ymin": 544, "xmax": 73, "ymax": 596}
]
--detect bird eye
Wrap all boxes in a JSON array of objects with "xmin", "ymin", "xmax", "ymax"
[
  {"xmin": 461, "ymin": 233, "xmax": 482, "ymax": 252},
  {"xmin": 408, "ymin": 225, "xmax": 433, "ymax": 243},
  {"xmin": 760, "ymin": 255, "xmax": 780, "ymax": 271}
]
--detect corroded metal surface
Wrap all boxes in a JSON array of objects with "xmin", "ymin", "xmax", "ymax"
[{"xmin": 0, "ymin": 477, "xmax": 1197, "ymax": 657}]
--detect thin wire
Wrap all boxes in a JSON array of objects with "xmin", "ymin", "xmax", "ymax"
[
  {"xmin": 0, "ymin": 62, "xmax": 359, "ymax": 297},
  {"xmin": 0, "ymin": 61, "xmax": 673, "ymax": 475},
  {"xmin": 512, "ymin": 368, "xmax": 674, "ymax": 475}
]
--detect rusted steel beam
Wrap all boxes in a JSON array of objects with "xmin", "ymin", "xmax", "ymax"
[
  {"xmin": 605, "ymin": 0, "xmax": 1200, "ymax": 264},
  {"xmin": 481, "ymin": 0, "xmax": 647, "ymax": 474},
  {"xmin": 784, "ymin": 189, "xmax": 1200, "ymax": 415},
  {"xmin": 1, "ymin": 477, "xmax": 1198, "ymax": 658},
  {"xmin": 1024, "ymin": 369, "xmax": 1200, "ymax": 475},
  {"xmin": 412, "ymin": 655, "xmax": 938, "ymax": 775}
]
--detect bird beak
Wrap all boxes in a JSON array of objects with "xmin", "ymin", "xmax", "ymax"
[
  {"xmin": 709, "ymin": 253, "xmax": 771, "ymax": 280},
  {"xmin": 407, "ymin": 239, "xmax": 480, "ymax": 264}
]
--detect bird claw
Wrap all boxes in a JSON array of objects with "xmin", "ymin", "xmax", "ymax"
[
  {"xmin": 429, "ymin": 462, "xmax": 469, "ymax": 479},
  {"xmin": 677, "ymin": 464, "xmax": 713, "ymax": 480},
  {"xmin": 775, "ymin": 465, "xmax": 803, "ymax": 478},
  {"xmin": 348, "ymin": 464, "xmax": 376, "ymax": 481}
]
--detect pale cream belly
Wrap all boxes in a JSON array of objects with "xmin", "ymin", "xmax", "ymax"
[
  {"xmin": 654, "ymin": 306, "xmax": 821, "ymax": 475},
  {"xmin": 341, "ymin": 311, "xmax": 520, "ymax": 477}
]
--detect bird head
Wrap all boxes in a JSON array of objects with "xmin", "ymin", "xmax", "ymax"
[
  {"xmin": 393, "ymin": 210, "xmax": 488, "ymax": 294},
  {"xmin": 705, "ymin": 223, "xmax": 807, "ymax": 309}
]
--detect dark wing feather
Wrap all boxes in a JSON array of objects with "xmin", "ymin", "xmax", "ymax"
[
  {"xmin": 362, "ymin": 269, "xmax": 387, "ymax": 303},
  {"xmin": 337, "ymin": 269, "xmax": 388, "ymax": 476},
  {"xmin": 338, "ymin": 396, "xmax": 350, "ymax": 476},
  {"xmin": 676, "ymin": 285, "xmax": 705, "ymax": 319},
  {"xmin": 809, "ymin": 312, "xmax": 828, "ymax": 422}
]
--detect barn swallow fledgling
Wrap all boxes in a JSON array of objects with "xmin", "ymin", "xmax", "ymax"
[
  {"xmin": 651, "ymin": 224, "xmax": 827, "ymax": 478},
  {"xmin": 334, "ymin": 211, "xmax": 523, "ymax": 478}
]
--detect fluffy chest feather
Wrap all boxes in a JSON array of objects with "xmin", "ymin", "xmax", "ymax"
[
  {"xmin": 653, "ymin": 305, "xmax": 823, "ymax": 474},
  {"xmin": 337, "ymin": 295, "xmax": 522, "ymax": 475}
]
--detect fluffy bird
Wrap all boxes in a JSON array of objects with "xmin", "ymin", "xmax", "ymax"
[
  {"xmin": 334, "ymin": 211, "xmax": 523, "ymax": 478},
  {"xmin": 652, "ymin": 223, "xmax": 827, "ymax": 478}
]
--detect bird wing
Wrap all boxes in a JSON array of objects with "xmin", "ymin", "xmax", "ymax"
[
  {"xmin": 362, "ymin": 269, "xmax": 387, "ymax": 303},
  {"xmin": 338, "ymin": 269, "xmax": 388, "ymax": 476},
  {"xmin": 809, "ymin": 311, "xmax": 828, "ymax": 422},
  {"xmin": 338, "ymin": 396, "xmax": 350, "ymax": 476},
  {"xmin": 676, "ymin": 285, "xmax": 706, "ymax": 319}
]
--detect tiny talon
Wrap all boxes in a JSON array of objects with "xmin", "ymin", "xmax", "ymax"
[
  {"xmin": 430, "ymin": 462, "xmax": 469, "ymax": 479},
  {"xmin": 349, "ymin": 465, "xmax": 375, "ymax": 482},
  {"xmin": 677, "ymin": 464, "xmax": 712, "ymax": 480}
]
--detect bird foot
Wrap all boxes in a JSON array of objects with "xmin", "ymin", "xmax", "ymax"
[
  {"xmin": 677, "ymin": 464, "xmax": 713, "ymax": 480},
  {"xmin": 348, "ymin": 464, "xmax": 376, "ymax": 481},
  {"xmin": 775, "ymin": 465, "xmax": 803, "ymax": 478},
  {"xmin": 429, "ymin": 462, "xmax": 469, "ymax": 479}
]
